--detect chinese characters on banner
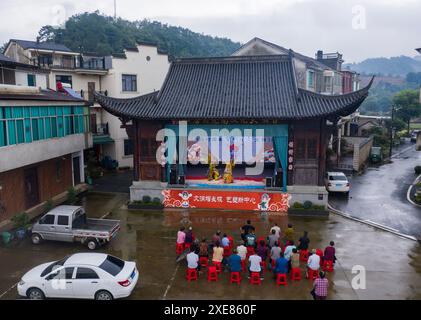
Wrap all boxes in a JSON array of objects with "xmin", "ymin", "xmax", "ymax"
[{"xmin": 162, "ymin": 189, "xmax": 291, "ymax": 213}]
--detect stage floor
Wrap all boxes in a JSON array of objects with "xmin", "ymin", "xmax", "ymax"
[{"xmin": 186, "ymin": 178, "xmax": 265, "ymax": 189}]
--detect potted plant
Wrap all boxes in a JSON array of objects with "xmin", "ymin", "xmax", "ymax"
[
  {"xmin": 288, "ymin": 201, "xmax": 329, "ymax": 217},
  {"xmin": 127, "ymin": 195, "xmax": 164, "ymax": 210},
  {"xmin": 11, "ymin": 212, "xmax": 32, "ymax": 239}
]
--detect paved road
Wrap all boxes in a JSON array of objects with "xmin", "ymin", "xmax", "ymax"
[
  {"xmin": 329, "ymin": 143, "xmax": 421, "ymax": 237},
  {"xmin": 92, "ymin": 170, "xmax": 133, "ymax": 194}
]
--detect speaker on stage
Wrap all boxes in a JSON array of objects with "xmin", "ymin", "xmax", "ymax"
[
  {"xmin": 169, "ymin": 169, "xmax": 177, "ymax": 185},
  {"xmin": 275, "ymin": 170, "xmax": 283, "ymax": 188},
  {"xmin": 265, "ymin": 177, "xmax": 273, "ymax": 188},
  {"xmin": 178, "ymin": 175, "xmax": 185, "ymax": 185}
]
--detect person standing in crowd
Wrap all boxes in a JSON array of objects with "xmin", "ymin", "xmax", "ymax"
[
  {"xmin": 313, "ymin": 272, "xmax": 329, "ymax": 300},
  {"xmin": 248, "ymin": 251, "xmax": 263, "ymax": 280},
  {"xmin": 228, "ymin": 248, "xmax": 242, "ymax": 273},
  {"xmin": 185, "ymin": 227, "xmax": 195, "ymax": 249},
  {"xmin": 307, "ymin": 249, "xmax": 321, "ymax": 278},
  {"xmin": 270, "ymin": 222, "xmax": 281, "ymax": 239},
  {"xmin": 177, "ymin": 227, "xmax": 186, "ymax": 247},
  {"xmin": 267, "ymin": 229, "xmax": 279, "ymax": 249},
  {"xmin": 284, "ymin": 224, "xmax": 295, "ymax": 244},
  {"xmin": 298, "ymin": 231, "xmax": 310, "ymax": 251},
  {"xmin": 212, "ymin": 230, "xmax": 222, "ymax": 245},
  {"xmin": 241, "ymin": 220, "xmax": 255, "ymax": 241},
  {"xmin": 324, "ymin": 241, "xmax": 336, "ymax": 264},
  {"xmin": 187, "ymin": 247, "xmax": 200, "ymax": 272}
]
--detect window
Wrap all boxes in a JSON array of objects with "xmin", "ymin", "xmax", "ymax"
[
  {"xmin": 296, "ymin": 138, "xmax": 318, "ymax": 160},
  {"xmin": 122, "ymin": 74, "xmax": 137, "ymax": 92},
  {"xmin": 27, "ymin": 74, "xmax": 36, "ymax": 87},
  {"xmin": 41, "ymin": 256, "xmax": 70, "ymax": 277},
  {"xmin": 99, "ymin": 255, "xmax": 125, "ymax": 276},
  {"xmin": 55, "ymin": 75, "xmax": 73, "ymax": 88},
  {"xmin": 76, "ymin": 267, "xmax": 99, "ymax": 279},
  {"xmin": 324, "ymin": 76, "xmax": 333, "ymax": 93},
  {"xmin": 307, "ymin": 71, "xmax": 315, "ymax": 89},
  {"xmin": 39, "ymin": 214, "xmax": 55, "ymax": 225},
  {"xmin": 57, "ymin": 215, "xmax": 69, "ymax": 226},
  {"xmin": 124, "ymin": 139, "xmax": 134, "ymax": 156}
]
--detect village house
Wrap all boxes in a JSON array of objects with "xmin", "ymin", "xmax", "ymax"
[
  {"xmin": 3, "ymin": 39, "xmax": 170, "ymax": 169},
  {"xmin": 0, "ymin": 77, "xmax": 91, "ymax": 224},
  {"xmin": 95, "ymin": 54, "xmax": 372, "ymax": 211}
]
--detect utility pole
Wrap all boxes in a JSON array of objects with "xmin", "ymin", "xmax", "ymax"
[
  {"xmin": 114, "ymin": 0, "xmax": 117, "ymax": 20},
  {"xmin": 389, "ymin": 105, "xmax": 395, "ymax": 159}
]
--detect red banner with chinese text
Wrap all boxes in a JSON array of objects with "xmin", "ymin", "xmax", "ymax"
[{"xmin": 162, "ymin": 189, "xmax": 291, "ymax": 213}]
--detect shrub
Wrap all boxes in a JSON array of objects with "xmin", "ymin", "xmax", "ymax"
[
  {"xmin": 415, "ymin": 194, "xmax": 421, "ymax": 204},
  {"xmin": 44, "ymin": 199, "xmax": 54, "ymax": 213},
  {"xmin": 152, "ymin": 197, "xmax": 161, "ymax": 204},
  {"xmin": 11, "ymin": 212, "xmax": 31, "ymax": 229},
  {"xmin": 312, "ymin": 205, "xmax": 326, "ymax": 211},
  {"xmin": 303, "ymin": 201, "xmax": 313, "ymax": 210},
  {"xmin": 67, "ymin": 187, "xmax": 77, "ymax": 204},
  {"xmin": 142, "ymin": 196, "xmax": 152, "ymax": 203},
  {"xmin": 415, "ymin": 166, "xmax": 421, "ymax": 175},
  {"xmin": 292, "ymin": 202, "xmax": 303, "ymax": 209}
]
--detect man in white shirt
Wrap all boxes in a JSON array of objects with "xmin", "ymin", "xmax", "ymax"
[
  {"xmin": 187, "ymin": 249, "xmax": 199, "ymax": 271},
  {"xmin": 248, "ymin": 253, "xmax": 263, "ymax": 279},
  {"xmin": 270, "ymin": 223, "xmax": 281, "ymax": 238},
  {"xmin": 284, "ymin": 240, "xmax": 296, "ymax": 261},
  {"xmin": 237, "ymin": 243, "xmax": 247, "ymax": 261},
  {"xmin": 307, "ymin": 249, "xmax": 320, "ymax": 277}
]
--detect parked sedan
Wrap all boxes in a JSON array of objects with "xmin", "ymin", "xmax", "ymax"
[
  {"xmin": 17, "ymin": 253, "xmax": 138, "ymax": 300},
  {"xmin": 325, "ymin": 172, "xmax": 350, "ymax": 195}
]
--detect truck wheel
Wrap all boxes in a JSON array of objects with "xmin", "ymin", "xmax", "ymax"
[
  {"xmin": 31, "ymin": 233, "xmax": 43, "ymax": 245},
  {"xmin": 87, "ymin": 239, "xmax": 98, "ymax": 250}
]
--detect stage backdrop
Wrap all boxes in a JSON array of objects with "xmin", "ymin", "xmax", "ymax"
[
  {"xmin": 162, "ymin": 189, "xmax": 291, "ymax": 213},
  {"xmin": 164, "ymin": 124, "xmax": 289, "ymax": 191}
]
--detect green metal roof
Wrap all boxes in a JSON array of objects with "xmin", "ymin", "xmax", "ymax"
[{"xmin": 93, "ymin": 135, "xmax": 114, "ymax": 145}]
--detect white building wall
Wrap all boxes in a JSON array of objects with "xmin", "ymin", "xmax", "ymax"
[
  {"xmin": 100, "ymin": 45, "xmax": 170, "ymax": 168},
  {"xmin": 15, "ymin": 70, "xmax": 48, "ymax": 89}
]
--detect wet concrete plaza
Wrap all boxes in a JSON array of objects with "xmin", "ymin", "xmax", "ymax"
[{"xmin": 0, "ymin": 192, "xmax": 420, "ymax": 300}]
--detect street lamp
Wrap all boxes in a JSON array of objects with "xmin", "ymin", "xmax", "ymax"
[{"xmin": 389, "ymin": 106, "xmax": 395, "ymax": 159}]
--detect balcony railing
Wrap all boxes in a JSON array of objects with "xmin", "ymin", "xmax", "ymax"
[{"xmin": 37, "ymin": 55, "xmax": 108, "ymax": 71}]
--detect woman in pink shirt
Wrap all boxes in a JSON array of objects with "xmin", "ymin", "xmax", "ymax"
[{"xmin": 177, "ymin": 227, "xmax": 186, "ymax": 245}]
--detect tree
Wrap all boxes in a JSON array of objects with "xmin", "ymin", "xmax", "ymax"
[{"xmin": 393, "ymin": 89, "xmax": 421, "ymax": 133}]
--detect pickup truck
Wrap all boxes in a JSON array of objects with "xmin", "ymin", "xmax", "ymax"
[{"xmin": 31, "ymin": 206, "xmax": 120, "ymax": 250}]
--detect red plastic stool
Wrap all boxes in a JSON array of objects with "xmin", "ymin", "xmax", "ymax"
[
  {"xmin": 241, "ymin": 260, "xmax": 246, "ymax": 272},
  {"xmin": 246, "ymin": 247, "xmax": 255, "ymax": 259},
  {"xmin": 260, "ymin": 261, "xmax": 267, "ymax": 272},
  {"xmin": 250, "ymin": 272, "xmax": 261, "ymax": 285},
  {"xmin": 176, "ymin": 243, "xmax": 184, "ymax": 255},
  {"xmin": 299, "ymin": 250, "xmax": 309, "ymax": 262},
  {"xmin": 322, "ymin": 260, "xmax": 334, "ymax": 272},
  {"xmin": 308, "ymin": 269, "xmax": 319, "ymax": 280},
  {"xmin": 276, "ymin": 273, "xmax": 288, "ymax": 286},
  {"xmin": 230, "ymin": 272, "xmax": 241, "ymax": 284},
  {"xmin": 186, "ymin": 268, "xmax": 198, "ymax": 282},
  {"xmin": 207, "ymin": 266, "xmax": 218, "ymax": 282},
  {"xmin": 200, "ymin": 257, "xmax": 209, "ymax": 268},
  {"xmin": 291, "ymin": 268, "xmax": 301, "ymax": 281},
  {"xmin": 213, "ymin": 261, "xmax": 222, "ymax": 273}
]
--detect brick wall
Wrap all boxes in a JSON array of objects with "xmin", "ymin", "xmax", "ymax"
[{"xmin": 0, "ymin": 155, "xmax": 73, "ymax": 222}]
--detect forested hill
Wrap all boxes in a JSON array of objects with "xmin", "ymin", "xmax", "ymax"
[
  {"xmin": 344, "ymin": 56, "xmax": 421, "ymax": 77},
  {"xmin": 37, "ymin": 12, "xmax": 242, "ymax": 58}
]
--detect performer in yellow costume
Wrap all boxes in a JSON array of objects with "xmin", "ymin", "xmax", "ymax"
[
  {"xmin": 223, "ymin": 161, "xmax": 235, "ymax": 184},
  {"xmin": 207, "ymin": 153, "xmax": 220, "ymax": 181}
]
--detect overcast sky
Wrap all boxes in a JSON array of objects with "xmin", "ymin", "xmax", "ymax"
[{"xmin": 1, "ymin": 0, "xmax": 420, "ymax": 62}]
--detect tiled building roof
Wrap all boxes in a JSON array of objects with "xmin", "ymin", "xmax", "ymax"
[
  {"xmin": 95, "ymin": 55, "xmax": 372, "ymax": 120},
  {"xmin": 9, "ymin": 39, "xmax": 73, "ymax": 52}
]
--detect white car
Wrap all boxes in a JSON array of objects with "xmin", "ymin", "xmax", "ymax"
[
  {"xmin": 325, "ymin": 172, "xmax": 350, "ymax": 194},
  {"xmin": 17, "ymin": 253, "xmax": 138, "ymax": 300}
]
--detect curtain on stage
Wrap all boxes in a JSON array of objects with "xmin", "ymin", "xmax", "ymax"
[{"xmin": 273, "ymin": 136, "xmax": 288, "ymax": 192}]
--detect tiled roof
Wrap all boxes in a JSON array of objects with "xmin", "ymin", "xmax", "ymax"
[
  {"xmin": 0, "ymin": 89, "xmax": 87, "ymax": 103},
  {"xmin": 10, "ymin": 39, "xmax": 73, "ymax": 52},
  {"xmin": 95, "ymin": 55, "xmax": 372, "ymax": 120},
  {"xmin": 0, "ymin": 53, "xmax": 15, "ymax": 63}
]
